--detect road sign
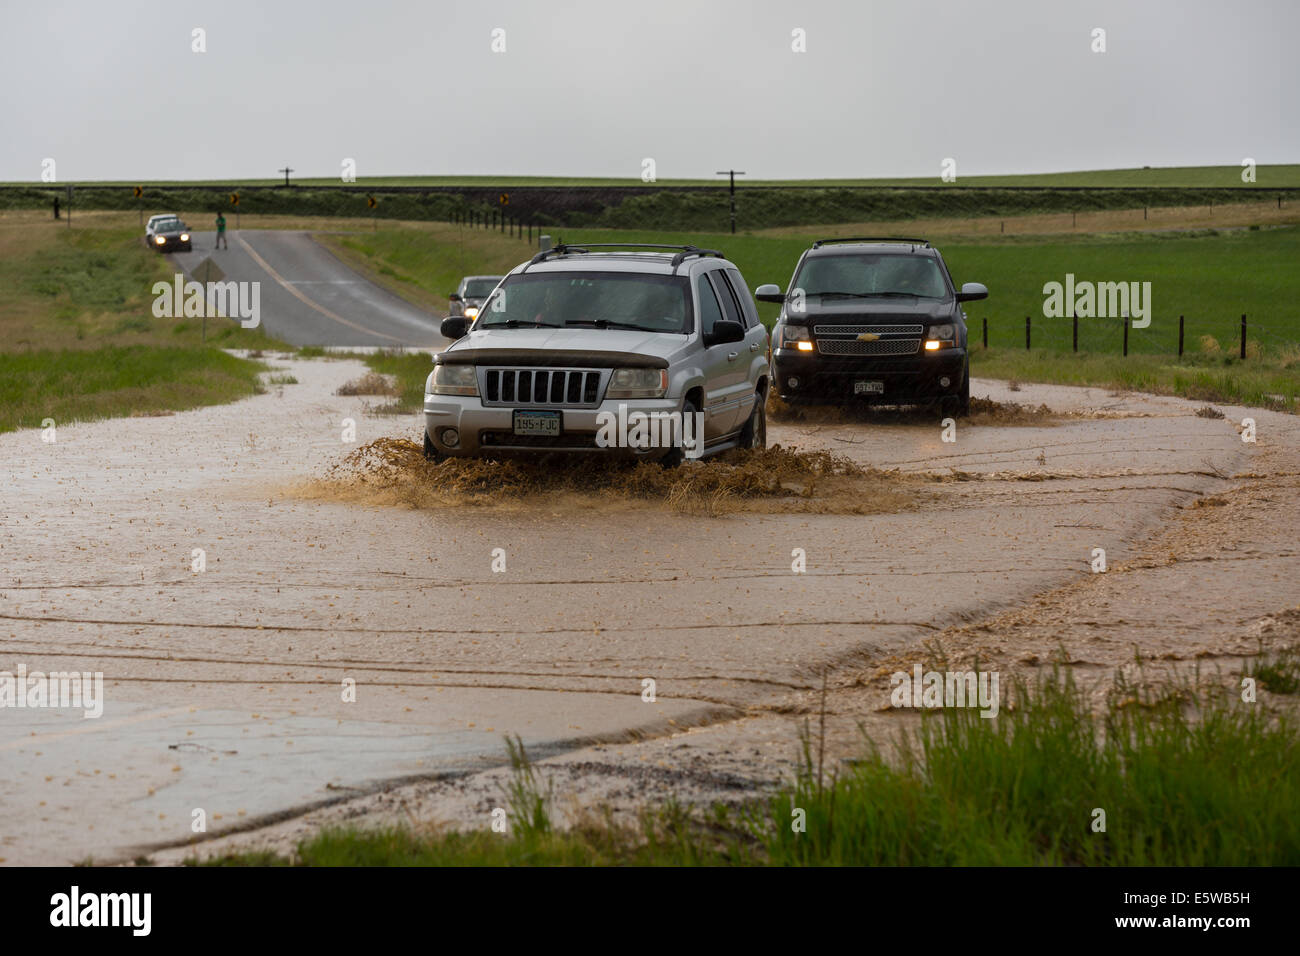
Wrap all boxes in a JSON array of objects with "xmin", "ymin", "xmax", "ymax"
[
  {"xmin": 229, "ymin": 192, "xmax": 240, "ymax": 206},
  {"xmin": 499, "ymin": 192, "xmax": 509, "ymax": 206},
  {"xmin": 133, "ymin": 186, "xmax": 143, "ymax": 199},
  {"xmin": 367, "ymin": 195, "xmax": 377, "ymax": 209}
]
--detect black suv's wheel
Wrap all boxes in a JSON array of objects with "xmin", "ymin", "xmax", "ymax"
[
  {"xmin": 660, "ymin": 396, "xmax": 701, "ymax": 468},
  {"xmin": 422, "ymin": 429, "xmax": 443, "ymax": 462},
  {"xmin": 739, "ymin": 390, "xmax": 767, "ymax": 450}
]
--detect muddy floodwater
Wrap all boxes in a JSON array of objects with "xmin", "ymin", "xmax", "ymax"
[{"xmin": 2, "ymin": 356, "xmax": 1289, "ymax": 864}]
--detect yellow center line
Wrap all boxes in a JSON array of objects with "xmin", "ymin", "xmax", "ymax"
[{"xmin": 236, "ymin": 234, "xmax": 406, "ymax": 343}]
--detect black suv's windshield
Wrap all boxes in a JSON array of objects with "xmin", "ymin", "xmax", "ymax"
[
  {"xmin": 463, "ymin": 278, "xmax": 502, "ymax": 298},
  {"xmin": 793, "ymin": 253, "xmax": 949, "ymax": 300},
  {"xmin": 477, "ymin": 272, "xmax": 692, "ymax": 333}
]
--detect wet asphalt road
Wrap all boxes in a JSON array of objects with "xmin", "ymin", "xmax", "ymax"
[{"xmin": 168, "ymin": 231, "xmax": 444, "ymax": 348}]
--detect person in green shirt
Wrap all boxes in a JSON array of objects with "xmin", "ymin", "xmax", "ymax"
[{"xmin": 215, "ymin": 211, "xmax": 228, "ymax": 250}]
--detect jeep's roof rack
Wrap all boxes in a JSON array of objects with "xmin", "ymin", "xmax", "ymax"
[
  {"xmin": 811, "ymin": 237, "xmax": 931, "ymax": 249},
  {"xmin": 525, "ymin": 243, "xmax": 723, "ymax": 271}
]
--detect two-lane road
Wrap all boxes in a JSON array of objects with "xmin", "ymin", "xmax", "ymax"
[{"xmin": 169, "ymin": 230, "xmax": 444, "ymax": 348}]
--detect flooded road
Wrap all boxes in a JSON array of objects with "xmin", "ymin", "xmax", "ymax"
[{"xmin": 0, "ymin": 355, "xmax": 1265, "ymax": 863}]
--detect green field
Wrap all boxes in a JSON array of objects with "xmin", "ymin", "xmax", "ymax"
[
  {"xmin": 8, "ymin": 164, "xmax": 1300, "ymax": 189},
  {"xmin": 0, "ymin": 217, "xmax": 286, "ymax": 433}
]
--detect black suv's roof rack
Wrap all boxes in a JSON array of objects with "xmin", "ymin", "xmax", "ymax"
[
  {"xmin": 811, "ymin": 237, "xmax": 931, "ymax": 249},
  {"xmin": 525, "ymin": 243, "xmax": 724, "ymax": 271}
]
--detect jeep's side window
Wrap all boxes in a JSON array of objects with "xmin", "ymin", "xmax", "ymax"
[
  {"xmin": 696, "ymin": 273, "xmax": 723, "ymax": 339},
  {"xmin": 708, "ymin": 272, "xmax": 743, "ymax": 328},
  {"xmin": 723, "ymin": 268, "xmax": 759, "ymax": 328}
]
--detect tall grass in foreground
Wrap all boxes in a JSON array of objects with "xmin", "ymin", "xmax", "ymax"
[{"xmin": 195, "ymin": 661, "xmax": 1300, "ymax": 866}]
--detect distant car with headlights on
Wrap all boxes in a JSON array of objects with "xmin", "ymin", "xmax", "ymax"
[
  {"xmin": 756, "ymin": 237, "xmax": 987, "ymax": 416},
  {"xmin": 447, "ymin": 275, "xmax": 504, "ymax": 321},
  {"xmin": 147, "ymin": 216, "xmax": 192, "ymax": 253}
]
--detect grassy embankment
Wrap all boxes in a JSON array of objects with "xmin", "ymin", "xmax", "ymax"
[
  {"xmin": 196, "ymin": 657, "xmax": 1300, "ymax": 866},
  {"xmin": 0, "ymin": 213, "xmax": 287, "ymax": 433},
  {"xmin": 319, "ymin": 217, "xmax": 1300, "ymax": 413}
]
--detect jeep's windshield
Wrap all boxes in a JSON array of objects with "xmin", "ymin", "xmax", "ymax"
[
  {"xmin": 793, "ymin": 254, "xmax": 949, "ymax": 300},
  {"xmin": 463, "ymin": 277, "xmax": 502, "ymax": 298},
  {"xmin": 476, "ymin": 272, "xmax": 692, "ymax": 333}
]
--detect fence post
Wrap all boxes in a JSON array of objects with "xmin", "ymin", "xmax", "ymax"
[
  {"xmin": 1178, "ymin": 315, "xmax": 1184, "ymax": 357},
  {"xmin": 982, "ymin": 317, "xmax": 987, "ymax": 349},
  {"xmin": 1072, "ymin": 312, "xmax": 1078, "ymax": 353},
  {"xmin": 1240, "ymin": 314, "xmax": 1247, "ymax": 359},
  {"xmin": 1123, "ymin": 315, "xmax": 1129, "ymax": 356},
  {"xmin": 1025, "ymin": 315, "xmax": 1031, "ymax": 350}
]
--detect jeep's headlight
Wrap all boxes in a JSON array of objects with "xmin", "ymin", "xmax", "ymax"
[
  {"xmin": 154, "ymin": 235, "xmax": 165, "ymax": 245},
  {"xmin": 928, "ymin": 324, "xmax": 956, "ymax": 340},
  {"xmin": 431, "ymin": 364, "xmax": 478, "ymax": 396},
  {"xmin": 606, "ymin": 367, "xmax": 667, "ymax": 399},
  {"xmin": 464, "ymin": 307, "xmax": 479, "ymax": 319}
]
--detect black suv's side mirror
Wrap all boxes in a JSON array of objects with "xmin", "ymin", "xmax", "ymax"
[
  {"xmin": 754, "ymin": 283, "xmax": 785, "ymax": 303},
  {"xmin": 441, "ymin": 316, "xmax": 469, "ymax": 339},
  {"xmin": 956, "ymin": 282, "xmax": 988, "ymax": 303},
  {"xmin": 705, "ymin": 319, "xmax": 746, "ymax": 347}
]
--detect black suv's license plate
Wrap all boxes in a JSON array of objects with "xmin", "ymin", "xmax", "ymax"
[
  {"xmin": 854, "ymin": 380, "xmax": 885, "ymax": 395},
  {"xmin": 513, "ymin": 409, "xmax": 561, "ymax": 436}
]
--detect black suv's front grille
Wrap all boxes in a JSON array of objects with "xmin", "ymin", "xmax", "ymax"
[
  {"xmin": 817, "ymin": 338, "xmax": 920, "ymax": 356},
  {"xmin": 481, "ymin": 368, "xmax": 603, "ymax": 407}
]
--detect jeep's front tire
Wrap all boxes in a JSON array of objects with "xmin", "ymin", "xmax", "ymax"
[
  {"xmin": 422, "ymin": 429, "xmax": 443, "ymax": 462},
  {"xmin": 660, "ymin": 396, "xmax": 701, "ymax": 468},
  {"xmin": 739, "ymin": 389, "xmax": 767, "ymax": 450}
]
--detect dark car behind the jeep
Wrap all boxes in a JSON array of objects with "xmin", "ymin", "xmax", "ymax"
[{"xmin": 757, "ymin": 238, "xmax": 987, "ymax": 416}]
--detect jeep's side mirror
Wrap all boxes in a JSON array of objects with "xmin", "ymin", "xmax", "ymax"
[
  {"xmin": 755, "ymin": 283, "xmax": 785, "ymax": 303},
  {"xmin": 956, "ymin": 282, "xmax": 988, "ymax": 302},
  {"xmin": 441, "ymin": 316, "xmax": 469, "ymax": 340},
  {"xmin": 448, "ymin": 293, "xmax": 462, "ymax": 303},
  {"xmin": 706, "ymin": 319, "xmax": 746, "ymax": 347}
]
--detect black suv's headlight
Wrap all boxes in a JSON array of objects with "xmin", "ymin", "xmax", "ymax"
[
  {"xmin": 924, "ymin": 324, "xmax": 957, "ymax": 351},
  {"xmin": 777, "ymin": 325, "xmax": 813, "ymax": 351}
]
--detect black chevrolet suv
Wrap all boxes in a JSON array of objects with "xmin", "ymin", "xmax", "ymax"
[{"xmin": 757, "ymin": 238, "xmax": 987, "ymax": 416}]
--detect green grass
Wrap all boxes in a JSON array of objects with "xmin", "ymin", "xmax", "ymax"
[
  {"xmin": 194, "ymin": 665, "xmax": 1300, "ymax": 866},
  {"xmin": 0, "ymin": 346, "xmax": 268, "ymax": 433}
]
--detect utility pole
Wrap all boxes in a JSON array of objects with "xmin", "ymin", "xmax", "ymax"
[
  {"xmin": 278, "ymin": 166, "xmax": 294, "ymax": 187},
  {"xmin": 715, "ymin": 169, "xmax": 746, "ymax": 234}
]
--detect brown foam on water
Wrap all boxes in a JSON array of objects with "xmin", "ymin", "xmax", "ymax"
[
  {"xmin": 768, "ymin": 394, "xmax": 1060, "ymax": 427},
  {"xmin": 289, "ymin": 437, "xmax": 922, "ymax": 516}
]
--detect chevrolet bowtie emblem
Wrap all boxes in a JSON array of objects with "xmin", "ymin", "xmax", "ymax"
[{"xmin": 857, "ymin": 332, "xmax": 880, "ymax": 342}]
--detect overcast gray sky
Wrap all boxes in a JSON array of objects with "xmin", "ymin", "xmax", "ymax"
[{"xmin": 3, "ymin": 0, "xmax": 1296, "ymax": 182}]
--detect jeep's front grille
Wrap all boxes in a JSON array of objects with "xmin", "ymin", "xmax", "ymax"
[
  {"xmin": 480, "ymin": 367, "xmax": 605, "ymax": 407},
  {"xmin": 816, "ymin": 338, "xmax": 921, "ymax": 356},
  {"xmin": 813, "ymin": 324, "xmax": 924, "ymax": 336}
]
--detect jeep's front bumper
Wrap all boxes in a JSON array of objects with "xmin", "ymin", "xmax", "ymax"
[
  {"xmin": 424, "ymin": 395, "xmax": 685, "ymax": 459},
  {"xmin": 772, "ymin": 346, "xmax": 966, "ymax": 402}
]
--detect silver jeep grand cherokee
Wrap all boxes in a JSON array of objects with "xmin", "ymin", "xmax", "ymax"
[{"xmin": 424, "ymin": 244, "xmax": 769, "ymax": 466}]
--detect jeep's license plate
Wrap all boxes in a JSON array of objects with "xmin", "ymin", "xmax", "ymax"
[
  {"xmin": 513, "ymin": 409, "xmax": 561, "ymax": 436},
  {"xmin": 854, "ymin": 380, "xmax": 885, "ymax": 395}
]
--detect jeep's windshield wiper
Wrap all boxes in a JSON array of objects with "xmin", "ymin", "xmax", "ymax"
[
  {"xmin": 860, "ymin": 291, "xmax": 922, "ymax": 298},
  {"xmin": 481, "ymin": 318, "xmax": 545, "ymax": 328},
  {"xmin": 809, "ymin": 291, "xmax": 874, "ymax": 299},
  {"xmin": 562, "ymin": 319, "xmax": 650, "ymax": 330}
]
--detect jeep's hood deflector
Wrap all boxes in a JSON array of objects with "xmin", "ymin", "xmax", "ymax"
[{"xmin": 436, "ymin": 327, "xmax": 683, "ymax": 368}]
